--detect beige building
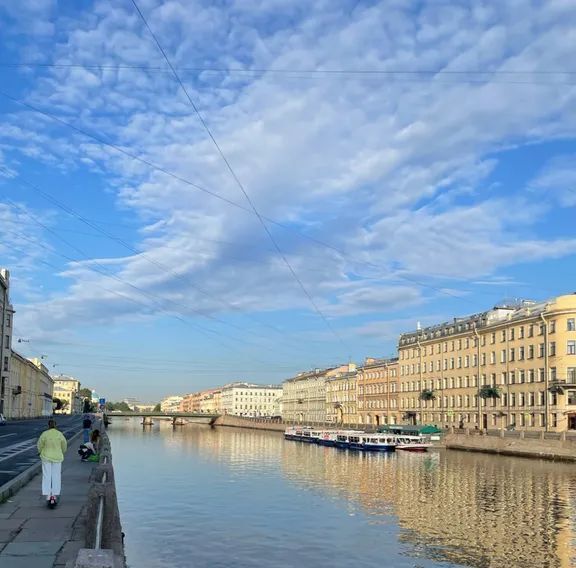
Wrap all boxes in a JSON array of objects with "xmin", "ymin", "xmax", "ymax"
[
  {"xmin": 160, "ymin": 395, "xmax": 184, "ymax": 413},
  {"xmin": 199, "ymin": 390, "xmax": 221, "ymax": 414},
  {"xmin": 220, "ymin": 382, "xmax": 281, "ymax": 417},
  {"xmin": 357, "ymin": 357, "xmax": 399, "ymax": 427},
  {"xmin": 398, "ymin": 294, "xmax": 576, "ymax": 432},
  {"xmin": 325, "ymin": 364, "xmax": 358, "ymax": 424},
  {"xmin": 7, "ymin": 354, "xmax": 54, "ymax": 418},
  {"xmin": 282, "ymin": 364, "xmax": 352, "ymax": 423},
  {"xmin": 53, "ymin": 376, "xmax": 82, "ymax": 415}
]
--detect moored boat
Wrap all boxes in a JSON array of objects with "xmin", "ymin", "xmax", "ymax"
[{"xmin": 395, "ymin": 435, "xmax": 432, "ymax": 452}]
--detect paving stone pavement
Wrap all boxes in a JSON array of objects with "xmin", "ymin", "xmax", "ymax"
[{"xmin": 0, "ymin": 438, "xmax": 96, "ymax": 568}]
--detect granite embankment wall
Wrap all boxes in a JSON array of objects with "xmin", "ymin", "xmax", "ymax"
[
  {"xmin": 73, "ymin": 428, "xmax": 126, "ymax": 568},
  {"xmin": 213, "ymin": 415, "xmax": 285, "ymax": 432},
  {"xmin": 444, "ymin": 431, "xmax": 576, "ymax": 461}
]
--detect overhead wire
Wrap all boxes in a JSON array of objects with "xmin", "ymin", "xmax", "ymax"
[{"xmin": 130, "ymin": 0, "xmax": 347, "ymax": 349}]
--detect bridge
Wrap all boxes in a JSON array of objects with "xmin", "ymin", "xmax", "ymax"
[{"xmin": 105, "ymin": 412, "xmax": 220, "ymax": 426}]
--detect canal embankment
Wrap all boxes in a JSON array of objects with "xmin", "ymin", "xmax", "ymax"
[
  {"xmin": 0, "ymin": 424, "xmax": 125, "ymax": 567},
  {"xmin": 213, "ymin": 415, "xmax": 286, "ymax": 432},
  {"xmin": 444, "ymin": 429, "xmax": 576, "ymax": 461}
]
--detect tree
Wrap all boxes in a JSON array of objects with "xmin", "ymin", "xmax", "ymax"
[
  {"xmin": 479, "ymin": 385, "xmax": 501, "ymax": 399},
  {"xmin": 79, "ymin": 388, "xmax": 93, "ymax": 399},
  {"xmin": 82, "ymin": 399, "xmax": 95, "ymax": 413},
  {"xmin": 105, "ymin": 401, "xmax": 132, "ymax": 412},
  {"xmin": 53, "ymin": 397, "xmax": 63, "ymax": 411},
  {"xmin": 419, "ymin": 389, "xmax": 436, "ymax": 401},
  {"xmin": 153, "ymin": 403, "xmax": 161, "ymax": 412}
]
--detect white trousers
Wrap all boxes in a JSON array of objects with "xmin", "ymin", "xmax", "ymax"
[{"xmin": 41, "ymin": 461, "xmax": 62, "ymax": 498}]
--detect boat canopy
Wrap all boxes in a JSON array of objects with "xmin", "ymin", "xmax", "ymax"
[{"xmin": 377, "ymin": 425, "xmax": 441, "ymax": 435}]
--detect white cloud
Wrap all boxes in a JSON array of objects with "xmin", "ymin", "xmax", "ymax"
[
  {"xmin": 530, "ymin": 154, "xmax": 576, "ymax": 207},
  {"xmin": 2, "ymin": 0, "xmax": 576, "ymax": 339}
]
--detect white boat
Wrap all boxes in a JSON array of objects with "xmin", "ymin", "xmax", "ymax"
[{"xmin": 395, "ymin": 435, "xmax": 432, "ymax": 452}]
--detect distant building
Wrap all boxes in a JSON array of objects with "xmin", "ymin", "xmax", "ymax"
[
  {"xmin": 53, "ymin": 375, "xmax": 82, "ymax": 414},
  {"xmin": 160, "ymin": 395, "xmax": 184, "ymax": 413},
  {"xmin": 220, "ymin": 382, "xmax": 282, "ymax": 417},
  {"xmin": 198, "ymin": 390, "xmax": 221, "ymax": 414},
  {"xmin": 0, "ymin": 269, "xmax": 14, "ymax": 417},
  {"xmin": 134, "ymin": 403, "xmax": 156, "ymax": 412},
  {"xmin": 7, "ymin": 354, "xmax": 54, "ymax": 418},
  {"xmin": 357, "ymin": 357, "xmax": 399, "ymax": 427},
  {"xmin": 282, "ymin": 364, "xmax": 352, "ymax": 423},
  {"xmin": 326, "ymin": 364, "xmax": 358, "ymax": 425}
]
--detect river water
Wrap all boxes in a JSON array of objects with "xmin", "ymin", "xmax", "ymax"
[{"xmin": 110, "ymin": 419, "xmax": 576, "ymax": 568}]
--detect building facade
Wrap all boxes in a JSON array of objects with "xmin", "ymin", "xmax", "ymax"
[
  {"xmin": 398, "ymin": 294, "xmax": 576, "ymax": 432},
  {"xmin": 325, "ymin": 365, "xmax": 358, "ymax": 424},
  {"xmin": 220, "ymin": 382, "xmax": 282, "ymax": 417},
  {"xmin": 7, "ymin": 353, "xmax": 54, "ymax": 418},
  {"xmin": 282, "ymin": 364, "xmax": 352, "ymax": 423},
  {"xmin": 198, "ymin": 390, "xmax": 221, "ymax": 414},
  {"xmin": 357, "ymin": 357, "xmax": 399, "ymax": 427},
  {"xmin": 160, "ymin": 395, "xmax": 184, "ymax": 413},
  {"xmin": 53, "ymin": 376, "xmax": 82, "ymax": 414},
  {"xmin": 0, "ymin": 269, "xmax": 14, "ymax": 417}
]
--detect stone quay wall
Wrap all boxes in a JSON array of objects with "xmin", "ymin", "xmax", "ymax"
[
  {"xmin": 444, "ymin": 429, "xmax": 576, "ymax": 461},
  {"xmin": 213, "ymin": 415, "xmax": 286, "ymax": 432},
  {"xmin": 73, "ymin": 426, "xmax": 126, "ymax": 568}
]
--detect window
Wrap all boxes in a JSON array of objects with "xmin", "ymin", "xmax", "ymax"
[
  {"xmin": 509, "ymin": 348, "xmax": 515, "ymax": 362},
  {"xmin": 551, "ymin": 367, "xmax": 557, "ymax": 381},
  {"xmin": 3, "ymin": 335, "xmax": 8, "ymax": 349},
  {"xmin": 528, "ymin": 392, "xmax": 535, "ymax": 406},
  {"xmin": 509, "ymin": 371, "xmax": 515, "ymax": 384},
  {"xmin": 501, "ymin": 330, "xmax": 507, "ymax": 342},
  {"xmin": 568, "ymin": 341, "xmax": 576, "ymax": 355},
  {"xmin": 528, "ymin": 345, "xmax": 534, "ymax": 359},
  {"xmin": 550, "ymin": 342, "xmax": 556, "ymax": 356},
  {"xmin": 550, "ymin": 320, "xmax": 556, "ymax": 334},
  {"xmin": 568, "ymin": 390, "xmax": 576, "ymax": 405},
  {"xmin": 2, "ymin": 356, "xmax": 7, "ymax": 372},
  {"xmin": 568, "ymin": 368, "xmax": 576, "ymax": 382},
  {"xmin": 529, "ymin": 369, "xmax": 535, "ymax": 383},
  {"xmin": 519, "ymin": 346, "xmax": 525, "ymax": 360},
  {"xmin": 539, "ymin": 343, "xmax": 545, "ymax": 358},
  {"xmin": 528, "ymin": 325, "xmax": 534, "ymax": 338},
  {"xmin": 510, "ymin": 328, "xmax": 515, "ymax": 341},
  {"xmin": 539, "ymin": 368, "xmax": 545, "ymax": 382},
  {"xmin": 518, "ymin": 370, "xmax": 525, "ymax": 384},
  {"xmin": 500, "ymin": 350, "xmax": 507, "ymax": 363},
  {"xmin": 568, "ymin": 318, "xmax": 576, "ymax": 332},
  {"xmin": 490, "ymin": 352, "xmax": 496, "ymax": 364},
  {"xmin": 465, "ymin": 355, "xmax": 470, "ymax": 368},
  {"xmin": 490, "ymin": 333, "xmax": 496, "ymax": 344},
  {"xmin": 481, "ymin": 353, "xmax": 486, "ymax": 366},
  {"xmin": 519, "ymin": 326, "xmax": 524, "ymax": 339}
]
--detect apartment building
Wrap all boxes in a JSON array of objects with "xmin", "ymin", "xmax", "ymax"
[
  {"xmin": 160, "ymin": 395, "xmax": 184, "ymax": 413},
  {"xmin": 220, "ymin": 382, "xmax": 282, "ymax": 417},
  {"xmin": 0, "ymin": 269, "xmax": 13, "ymax": 417},
  {"xmin": 325, "ymin": 364, "xmax": 358, "ymax": 424},
  {"xmin": 398, "ymin": 294, "xmax": 576, "ymax": 432},
  {"xmin": 357, "ymin": 357, "xmax": 399, "ymax": 427},
  {"xmin": 282, "ymin": 364, "xmax": 352, "ymax": 423},
  {"xmin": 7, "ymin": 355, "xmax": 54, "ymax": 418},
  {"xmin": 53, "ymin": 376, "xmax": 82, "ymax": 414}
]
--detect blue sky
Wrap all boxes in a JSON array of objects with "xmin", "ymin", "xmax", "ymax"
[{"xmin": 1, "ymin": 0, "xmax": 575, "ymax": 401}]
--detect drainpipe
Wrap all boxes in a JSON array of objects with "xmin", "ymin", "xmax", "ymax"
[
  {"xmin": 417, "ymin": 330, "xmax": 423, "ymax": 426},
  {"xmin": 540, "ymin": 313, "xmax": 549, "ymax": 432}
]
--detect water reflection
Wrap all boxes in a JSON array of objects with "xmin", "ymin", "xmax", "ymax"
[{"xmin": 110, "ymin": 419, "xmax": 576, "ymax": 568}]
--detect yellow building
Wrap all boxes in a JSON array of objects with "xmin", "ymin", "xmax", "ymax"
[
  {"xmin": 398, "ymin": 294, "xmax": 576, "ymax": 432},
  {"xmin": 282, "ymin": 364, "xmax": 352, "ymax": 423},
  {"xmin": 325, "ymin": 364, "xmax": 358, "ymax": 424},
  {"xmin": 53, "ymin": 375, "xmax": 82, "ymax": 415},
  {"xmin": 357, "ymin": 357, "xmax": 399, "ymax": 427},
  {"xmin": 7, "ymin": 353, "xmax": 54, "ymax": 418}
]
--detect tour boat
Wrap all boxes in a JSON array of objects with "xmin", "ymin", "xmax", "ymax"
[
  {"xmin": 317, "ymin": 430, "xmax": 339, "ymax": 447},
  {"xmin": 395, "ymin": 435, "xmax": 432, "ymax": 452},
  {"xmin": 348, "ymin": 433, "xmax": 397, "ymax": 452}
]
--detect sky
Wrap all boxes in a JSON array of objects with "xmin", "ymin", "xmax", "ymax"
[{"xmin": 1, "ymin": 0, "xmax": 575, "ymax": 402}]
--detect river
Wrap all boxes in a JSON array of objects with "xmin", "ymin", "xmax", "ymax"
[{"xmin": 109, "ymin": 418, "xmax": 576, "ymax": 568}]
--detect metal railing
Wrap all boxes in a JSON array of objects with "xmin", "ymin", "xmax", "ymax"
[{"xmin": 94, "ymin": 457, "xmax": 108, "ymax": 550}]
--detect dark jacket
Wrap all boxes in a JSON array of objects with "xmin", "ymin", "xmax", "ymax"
[{"xmin": 82, "ymin": 418, "xmax": 92, "ymax": 429}]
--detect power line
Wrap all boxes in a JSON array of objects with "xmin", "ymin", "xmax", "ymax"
[
  {"xmin": 130, "ymin": 0, "xmax": 347, "ymax": 350},
  {"xmin": 0, "ymin": 91, "xmax": 509, "ymax": 309},
  {"xmin": 1, "ymin": 61, "xmax": 575, "ymax": 82}
]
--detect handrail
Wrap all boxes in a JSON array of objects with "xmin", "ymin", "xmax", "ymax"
[{"xmin": 94, "ymin": 455, "xmax": 108, "ymax": 550}]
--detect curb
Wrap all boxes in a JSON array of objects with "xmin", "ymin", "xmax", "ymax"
[{"xmin": 0, "ymin": 429, "xmax": 84, "ymax": 503}]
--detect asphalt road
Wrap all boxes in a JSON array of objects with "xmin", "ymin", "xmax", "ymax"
[{"xmin": 0, "ymin": 415, "xmax": 83, "ymax": 487}]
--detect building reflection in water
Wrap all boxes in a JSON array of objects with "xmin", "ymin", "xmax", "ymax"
[{"xmin": 118, "ymin": 420, "xmax": 576, "ymax": 567}]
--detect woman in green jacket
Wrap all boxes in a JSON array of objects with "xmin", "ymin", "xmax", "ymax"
[{"xmin": 37, "ymin": 419, "xmax": 67, "ymax": 508}]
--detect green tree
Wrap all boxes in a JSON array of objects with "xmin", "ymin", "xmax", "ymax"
[
  {"xmin": 154, "ymin": 403, "xmax": 161, "ymax": 412},
  {"xmin": 53, "ymin": 397, "xmax": 63, "ymax": 411},
  {"xmin": 79, "ymin": 388, "xmax": 93, "ymax": 399}
]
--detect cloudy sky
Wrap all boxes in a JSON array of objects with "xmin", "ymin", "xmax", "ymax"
[{"xmin": 1, "ymin": 0, "xmax": 575, "ymax": 401}]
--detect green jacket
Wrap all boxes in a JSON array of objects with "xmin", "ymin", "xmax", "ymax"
[{"xmin": 37, "ymin": 428, "xmax": 67, "ymax": 463}]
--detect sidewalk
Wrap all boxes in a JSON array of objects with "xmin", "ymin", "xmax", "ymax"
[{"xmin": 0, "ymin": 437, "xmax": 96, "ymax": 568}]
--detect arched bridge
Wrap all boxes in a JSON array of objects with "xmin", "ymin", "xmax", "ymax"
[{"xmin": 105, "ymin": 412, "xmax": 220, "ymax": 426}]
